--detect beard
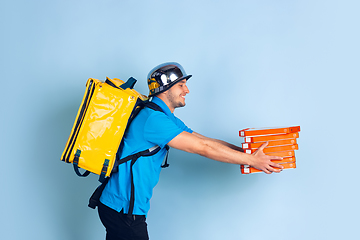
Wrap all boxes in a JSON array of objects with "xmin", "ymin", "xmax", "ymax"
[{"xmin": 166, "ymin": 90, "xmax": 186, "ymax": 109}]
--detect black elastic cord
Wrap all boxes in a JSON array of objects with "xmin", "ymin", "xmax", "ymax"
[
  {"xmin": 73, "ymin": 149, "xmax": 91, "ymax": 177},
  {"xmin": 161, "ymin": 145, "xmax": 170, "ymax": 168},
  {"xmin": 73, "ymin": 164, "xmax": 91, "ymax": 177},
  {"xmin": 128, "ymin": 156, "xmax": 137, "ymax": 216}
]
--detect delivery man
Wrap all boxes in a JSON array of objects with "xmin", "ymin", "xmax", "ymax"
[{"xmin": 98, "ymin": 62, "xmax": 283, "ymax": 240}]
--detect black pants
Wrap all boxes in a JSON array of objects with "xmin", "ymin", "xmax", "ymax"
[{"xmin": 98, "ymin": 202, "xmax": 149, "ymax": 240}]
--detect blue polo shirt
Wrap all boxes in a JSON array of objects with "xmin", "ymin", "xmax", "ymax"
[{"xmin": 100, "ymin": 97, "xmax": 192, "ymax": 216}]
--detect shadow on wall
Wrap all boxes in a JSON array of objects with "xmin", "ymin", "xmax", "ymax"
[{"xmin": 34, "ymin": 95, "xmax": 104, "ymax": 240}]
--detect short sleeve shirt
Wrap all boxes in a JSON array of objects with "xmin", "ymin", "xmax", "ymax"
[{"xmin": 100, "ymin": 97, "xmax": 192, "ymax": 216}]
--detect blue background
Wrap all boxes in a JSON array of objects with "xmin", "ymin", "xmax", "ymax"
[{"xmin": 1, "ymin": 0, "xmax": 359, "ymax": 239}]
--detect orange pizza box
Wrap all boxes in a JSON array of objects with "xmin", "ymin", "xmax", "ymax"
[
  {"xmin": 244, "ymin": 132, "xmax": 299, "ymax": 143},
  {"xmin": 239, "ymin": 157, "xmax": 295, "ymax": 167},
  {"xmin": 239, "ymin": 158, "xmax": 295, "ymax": 169},
  {"xmin": 242, "ymin": 139, "xmax": 297, "ymax": 149},
  {"xmin": 239, "ymin": 126, "xmax": 300, "ymax": 137},
  {"xmin": 241, "ymin": 162, "xmax": 296, "ymax": 174},
  {"xmin": 245, "ymin": 144, "xmax": 298, "ymax": 154},
  {"xmin": 271, "ymin": 156, "xmax": 296, "ymax": 163},
  {"xmin": 266, "ymin": 151, "xmax": 295, "ymax": 158}
]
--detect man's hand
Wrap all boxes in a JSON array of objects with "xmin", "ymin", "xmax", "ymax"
[{"xmin": 249, "ymin": 142, "xmax": 284, "ymax": 174}]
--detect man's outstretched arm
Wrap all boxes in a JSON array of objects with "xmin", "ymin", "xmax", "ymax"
[
  {"xmin": 191, "ymin": 132, "xmax": 244, "ymax": 152},
  {"xmin": 168, "ymin": 131, "xmax": 283, "ymax": 174}
]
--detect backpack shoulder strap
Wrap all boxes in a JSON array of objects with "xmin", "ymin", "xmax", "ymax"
[
  {"xmin": 143, "ymin": 101, "xmax": 170, "ymax": 168},
  {"xmin": 143, "ymin": 101, "xmax": 162, "ymax": 111}
]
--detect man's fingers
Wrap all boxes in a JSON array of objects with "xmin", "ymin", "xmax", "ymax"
[
  {"xmin": 258, "ymin": 141, "xmax": 269, "ymax": 151},
  {"xmin": 271, "ymin": 167, "xmax": 283, "ymax": 173},
  {"xmin": 261, "ymin": 162, "xmax": 284, "ymax": 174},
  {"xmin": 262, "ymin": 166, "xmax": 282, "ymax": 174},
  {"xmin": 262, "ymin": 168, "xmax": 272, "ymax": 174},
  {"xmin": 269, "ymin": 161, "xmax": 284, "ymax": 170},
  {"xmin": 253, "ymin": 141, "xmax": 269, "ymax": 155},
  {"xmin": 269, "ymin": 155, "xmax": 283, "ymax": 160}
]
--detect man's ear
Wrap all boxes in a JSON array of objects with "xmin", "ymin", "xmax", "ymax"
[{"xmin": 157, "ymin": 91, "xmax": 168, "ymax": 99}]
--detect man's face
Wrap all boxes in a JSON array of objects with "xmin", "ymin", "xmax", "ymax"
[{"xmin": 165, "ymin": 79, "xmax": 190, "ymax": 110}]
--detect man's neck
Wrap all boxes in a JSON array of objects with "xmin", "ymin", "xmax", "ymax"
[{"xmin": 155, "ymin": 95, "xmax": 175, "ymax": 113}]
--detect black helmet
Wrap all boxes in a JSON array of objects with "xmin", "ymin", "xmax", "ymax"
[{"xmin": 147, "ymin": 62, "xmax": 192, "ymax": 97}]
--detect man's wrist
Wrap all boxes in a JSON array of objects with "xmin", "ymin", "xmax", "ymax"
[{"xmin": 242, "ymin": 153, "xmax": 253, "ymax": 166}]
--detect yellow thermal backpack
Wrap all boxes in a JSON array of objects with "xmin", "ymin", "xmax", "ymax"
[{"xmin": 61, "ymin": 77, "xmax": 167, "ymax": 183}]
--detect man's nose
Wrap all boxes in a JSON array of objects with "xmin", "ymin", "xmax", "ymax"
[{"xmin": 184, "ymin": 85, "xmax": 190, "ymax": 94}]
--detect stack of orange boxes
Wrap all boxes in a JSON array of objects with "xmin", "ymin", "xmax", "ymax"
[{"xmin": 239, "ymin": 126, "xmax": 300, "ymax": 174}]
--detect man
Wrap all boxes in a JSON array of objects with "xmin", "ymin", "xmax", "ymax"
[{"xmin": 98, "ymin": 62, "xmax": 283, "ymax": 240}]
